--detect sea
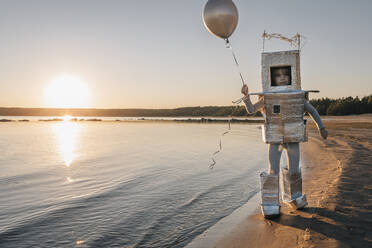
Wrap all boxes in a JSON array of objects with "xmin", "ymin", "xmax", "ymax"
[{"xmin": 0, "ymin": 118, "xmax": 268, "ymax": 248}]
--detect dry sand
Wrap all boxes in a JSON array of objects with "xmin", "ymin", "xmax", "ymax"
[{"xmin": 215, "ymin": 117, "xmax": 372, "ymax": 248}]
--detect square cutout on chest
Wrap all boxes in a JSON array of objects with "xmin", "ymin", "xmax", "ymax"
[{"xmin": 273, "ymin": 105, "xmax": 281, "ymax": 114}]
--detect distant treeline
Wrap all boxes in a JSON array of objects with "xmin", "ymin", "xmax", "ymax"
[
  {"xmin": 0, "ymin": 106, "xmax": 251, "ymax": 117},
  {"xmin": 1, "ymin": 95, "xmax": 371, "ymax": 117},
  {"xmin": 309, "ymin": 95, "xmax": 372, "ymax": 116}
]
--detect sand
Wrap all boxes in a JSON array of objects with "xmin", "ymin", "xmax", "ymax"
[{"xmin": 214, "ymin": 117, "xmax": 372, "ymax": 248}]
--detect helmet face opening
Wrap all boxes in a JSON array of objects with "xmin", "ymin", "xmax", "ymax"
[
  {"xmin": 261, "ymin": 50, "xmax": 301, "ymax": 92},
  {"xmin": 270, "ymin": 66, "xmax": 292, "ymax": 87}
]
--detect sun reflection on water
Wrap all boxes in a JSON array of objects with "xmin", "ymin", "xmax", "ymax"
[
  {"xmin": 52, "ymin": 121, "xmax": 80, "ymax": 167},
  {"xmin": 62, "ymin": 115, "xmax": 73, "ymax": 122}
]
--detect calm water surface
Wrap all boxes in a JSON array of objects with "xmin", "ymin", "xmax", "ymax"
[{"xmin": 0, "ymin": 121, "xmax": 267, "ymax": 248}]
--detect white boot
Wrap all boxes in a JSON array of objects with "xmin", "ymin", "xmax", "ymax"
[
  {"xmin": 260, "ymin": 172, "xmax": 280, "ymax": 218},
  {"xmin": 280, "ymin": 168, "xmax": 308, "ymax": 210}
]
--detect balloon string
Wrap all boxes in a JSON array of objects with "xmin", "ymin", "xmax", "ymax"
[
  {"xmin": 225, "ymin": 39, "xmax": 245, "ymax": 86},
  {"xmin": 209, "ymin": 39, "xmax": 247, "ymax": 169},
  {"xmin": 209, "ymin": 104, "xmax": 241, "ymax": 169}
]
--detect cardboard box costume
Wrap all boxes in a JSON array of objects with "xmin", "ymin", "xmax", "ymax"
[{"xmin": 243, "ymin": 50, "xmax": 324, "ymax": 217}]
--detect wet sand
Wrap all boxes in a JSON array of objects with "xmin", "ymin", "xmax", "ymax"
[{"xmin": 215, "ymin": 117, "xmax": 372, "ymax": 248}]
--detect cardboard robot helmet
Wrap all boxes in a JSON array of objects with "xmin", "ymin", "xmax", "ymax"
[{"xmin": 261, "ymin": 50, "xmax": 301, "ymax": 92}]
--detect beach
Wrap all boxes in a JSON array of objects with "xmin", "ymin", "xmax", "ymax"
[
  {"xmin": 0, "ymin": 116, "xmax": 371, "ymax": 247},
  {"xmin": 191, "ymin": 115, "xmax": 372, "ymax": 248}
]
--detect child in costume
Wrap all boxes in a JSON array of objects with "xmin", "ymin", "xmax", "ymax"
[{"xmin": 241, "ymin": 50, "xmax": 328, "ymax": 218}]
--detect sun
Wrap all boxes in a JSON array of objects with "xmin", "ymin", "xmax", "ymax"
[{"xmin": 45, "ymin": 74, "xmax": 90, "ymax": 108}]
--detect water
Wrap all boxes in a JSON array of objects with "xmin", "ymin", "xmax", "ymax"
[{"xmin": 0, "ymin": 121, "xmax": 267, "ymax": 248}]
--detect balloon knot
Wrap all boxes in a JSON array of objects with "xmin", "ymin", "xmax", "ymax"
[{"xmin": 225, "ymin": 38, "xmax": 231, "ymax": 48}]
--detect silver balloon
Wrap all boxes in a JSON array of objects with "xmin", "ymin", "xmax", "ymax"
[{"xmin": 203, "ymin": 0, "xmax": 239, "ymax": 39}]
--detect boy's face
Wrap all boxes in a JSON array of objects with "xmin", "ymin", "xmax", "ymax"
[{"xmin": 273, "ymin": 68, "xmax": 290, "ymax": 86}]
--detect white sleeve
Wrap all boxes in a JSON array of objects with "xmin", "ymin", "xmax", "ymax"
[
  {"xmin": 243, "ymin": 96, "xmax": 263, "ymax": 114},
  {"xmin": 304, "ymin": 101, "xmax": 325, "ymax": 129}
]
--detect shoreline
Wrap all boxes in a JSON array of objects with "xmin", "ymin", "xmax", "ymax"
[
  {"xmin": 186, "ymin": 120, "xmax": 372, "ymax": 247},
  {"xmin": 1, "ymin": 114, "xmax": 372, "ymax": 125},
  {"xmin": 0, "ymin": 117, "xmax": 265, "ymax": 124},
  {"xmin": 1, "ymin": 114, "xmax": 371, "ymax": 123},
  {"xmin": 185, "ymin": 134, "xmax": 329, "ymax": 248},
  {"xmin": 185, "ymin": 193, "xmax": 261, "ymax": 248}
]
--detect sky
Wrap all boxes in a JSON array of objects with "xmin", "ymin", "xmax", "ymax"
[{"xmin": 0, "ymin": 0, "xmax": 371, "ymax": 109}]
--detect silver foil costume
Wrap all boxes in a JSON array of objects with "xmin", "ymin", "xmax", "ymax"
[{"xmin": 243, "ymin": 50, "xmax": 326, "ymax": 218}]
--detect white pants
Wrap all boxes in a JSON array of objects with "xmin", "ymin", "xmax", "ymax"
[{"xmin": 268, "ymin": 143, "xmax": 300, "ymax": 175}]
